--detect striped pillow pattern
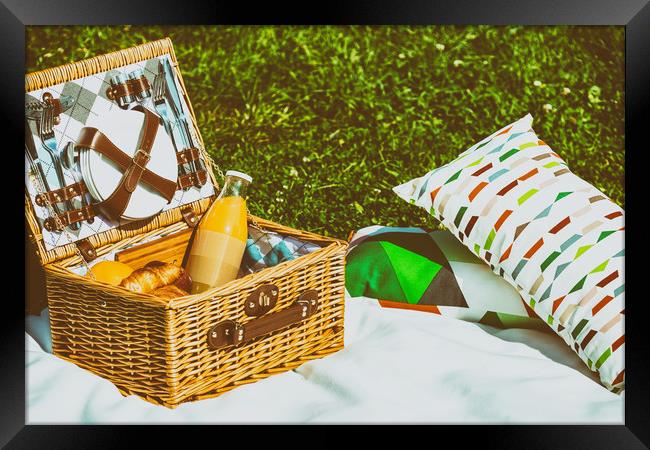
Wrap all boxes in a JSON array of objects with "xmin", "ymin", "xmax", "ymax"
[{"xmin": 393, "ymin": 114, "xmax": 625, "ymax": 392}]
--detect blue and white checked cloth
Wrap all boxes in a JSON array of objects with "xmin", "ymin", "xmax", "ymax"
[{"xmin": 242, "ymin": 226, "xmax": 321, "ymax": 274}]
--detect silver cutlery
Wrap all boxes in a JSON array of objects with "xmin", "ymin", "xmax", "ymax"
[
  {"xmin": 152, "ymin": 68, "xmax": 180, "ymax": 149},
  {"xmin": 25, "ymin": 118, "xmax": 52, "ymax": 207},
  {"xmin": 152, "ymin": 64, "xmax": 189, "ymax": 182},
  {"xmin": 160, "ymin": 59, "xmax": 204, "ymax": 184},
  {"xmin": 61, "ymin": 141, "xmax": 92, "ymax": 224},
  {"xmin": 31, "ymin": 93, "xmax": 80, "ymax": 231}
]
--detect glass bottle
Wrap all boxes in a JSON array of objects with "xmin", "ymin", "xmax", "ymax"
[{"xmin": 186, "ymin": 170, "xmax": 252, "ymax": 293}]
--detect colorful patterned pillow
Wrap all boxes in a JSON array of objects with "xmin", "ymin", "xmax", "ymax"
[
  {"xmin": 346, "ymin": 226, "xmax": 547, "ymax": 331},
  {"xmin": 393, "ymin": 114, "xmax": 625, "ymax": 393}
]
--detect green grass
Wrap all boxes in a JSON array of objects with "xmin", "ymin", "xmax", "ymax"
[{"xmin": 26, "ymin": 26, "xmax": 624, "ymax": 239}]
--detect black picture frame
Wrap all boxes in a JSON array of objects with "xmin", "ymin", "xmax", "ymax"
[{"xmin": 4, "ymin": 0, "xmax": 648, "ymax": 447}]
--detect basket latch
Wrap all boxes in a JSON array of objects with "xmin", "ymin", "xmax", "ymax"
[
  {"xmin": 244, "ymin": 283, "xmax": 279, "ymax": 316},
  {"xmin": 76, "ymin": 238, "xmax": 98, "ymax": 262},
  {"xmin": 207, "ymin": 289, "xmax": 319, "ymax": 350},
  {"xmin": 181, "ymin": 206, "xmax": 199, "ymax": 228}
]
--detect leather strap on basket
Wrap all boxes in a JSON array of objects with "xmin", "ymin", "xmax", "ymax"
[
  {"xmin": 75, "ymin": 108, "xmax": 177, "ymax": 204},
  {"xmin": 207, "ymin": 290, "xmax": 319, "ymax": 350},
  {"xmin": 44, "ymin": 157, "xmax": 204, "ymax": 199},
  {"xmin": 176, "ymin": 147, "xmax": 201, "ymax": 165},
  {"xmin": 106, "ymin": 77, "xmax": 150, "ymax": 101},
  {"xmin": 43, "ymin": 204, "xmax": 96, "ymax": 232},
  {"xmin": 41, "ymin": 166, "xmax": 209, "ymax": 231},
  {"xmin": 40, "ymin": 107, "xmax": 211, "ymax": 231},
  {"xmin": 35, "ymin": 180, "xmax": 88, "ymax": 207},
  {"xmin": 93, "ymin": 105, "xmax": 160, "ymax": 221},
  {"xmin": 43, "ymin": 105, "xmax": 169, "ymax": 231}
]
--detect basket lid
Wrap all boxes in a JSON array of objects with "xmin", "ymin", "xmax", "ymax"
[{"xmin": 25, "ymin": 38, "xmax": 219, "ymax": 266}]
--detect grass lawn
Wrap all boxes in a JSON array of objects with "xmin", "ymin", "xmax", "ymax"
[{"xmin": 26, "ymin": 26, "xmax": 624, "ymax": 239}]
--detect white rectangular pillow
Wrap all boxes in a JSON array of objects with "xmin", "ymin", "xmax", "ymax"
[{"xmin": 394, "ymin": 114, "xmax": 625, "ymax": 393}]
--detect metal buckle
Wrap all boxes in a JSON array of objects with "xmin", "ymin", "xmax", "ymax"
[{"xmin": 132, "ymin": 149, "xmax": 151, "ymax": 170}]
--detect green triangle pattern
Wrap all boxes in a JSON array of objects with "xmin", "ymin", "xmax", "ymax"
[
  {"xmin": 345, "ymin": 242, "xmax": 409, "ymax": 302},
  {"xmin": 484, "ymin": 229, "xmax": 496, "ymax": 250},
  {"xmin": 519, "ymin": 141, "xmax": 538, "ymax": 150},
  {"xmin": 595, "ymin": 348, "xmax": 612, "ymax": 369},
  {"xmin": 475, "ymin": 139, "xmax": 493, "ymax": 151},
  {"xmin": 465, "ymin": 156, "xmax": 484, "ymax": 168},
  {"xmin": 575, "ymin": 244, "xmax": 593, "ymax": 259},
  {"xmin": 380, "ymin": 241, "xmax": 441, "ymax": 304},
  {"xmin": 569, "ymin": 276, "xmax": 587, "ymax": 294},
  {"xmin": 499, "ymin": 148, "xmax": 519, "ymax": 162},
  {"xmin": 598, "ymin": 230, "xmax": 616, "ymax": 242},
  {"xmin": 555, "ymin": 191, "xmax": 572, "ymax": 202},
  {"xmin": 590, "ymin": 259, "xmax": 609, "ymax": 274},
  {"xmin": 540, "ymin": 251, "xmax": 560, "ymax": 272},
  {"xmin": 445, "ymin": 169, "xmax": 462, "ymax": 185},
  {"xmin": 454, "ymin": 206, "xmax": 468, "ymax": 228}
]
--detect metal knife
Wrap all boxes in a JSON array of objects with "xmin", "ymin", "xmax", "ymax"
[{"xmin": 160, "ymin": 59, "xmax": 203, "ymax": 180}]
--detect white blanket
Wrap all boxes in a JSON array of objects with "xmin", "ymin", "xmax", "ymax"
[{"xmin": 26, "ymin": 296, "xmax": 623, "ymax": 424}]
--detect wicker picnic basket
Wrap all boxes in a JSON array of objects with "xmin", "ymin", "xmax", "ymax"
[{"xmin": 25, "ymin": 38, "xmax": 347, "ymax": 408}]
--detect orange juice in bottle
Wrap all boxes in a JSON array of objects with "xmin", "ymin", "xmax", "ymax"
[{"xmin": 186, "ymin": 170, "xmax": 252, "ymax": 294}]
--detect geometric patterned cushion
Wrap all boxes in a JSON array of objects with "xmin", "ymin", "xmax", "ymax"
[
  {"xmin": 346, "ymin": 226, "xmax": 547, "ymax": 332},
  {"xmin": 393, "ymin": 114, "xmax": 625, "ymax": 393}
]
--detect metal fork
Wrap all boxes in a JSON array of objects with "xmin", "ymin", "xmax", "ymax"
[
  {"xmin": 152, "ymin": 70, "xmax": 188, "ymax": 178},
  {"xmin": 37, "ymin": 99, "xmax": 80, "ymax": 231},
  {"xmin": 160, "ymin": 59, "xmax": 203, "ymax": 181}
]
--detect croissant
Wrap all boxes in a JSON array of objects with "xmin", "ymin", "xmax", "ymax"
[
  {"xmin": 119, "ymin": 261, "xmax": 190, "ymax": 294},
  {"xmin": 142, "ymin": 261, "xmax": 192, "ymax": 293},
  {"xmin": 151, "ymin": 284, "xmax": 189, "ymax": 300}
]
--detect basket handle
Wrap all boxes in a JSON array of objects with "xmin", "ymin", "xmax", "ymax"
[{"xmin": 207, "ymin": 289, "xmax": 319, "ymax": 350}]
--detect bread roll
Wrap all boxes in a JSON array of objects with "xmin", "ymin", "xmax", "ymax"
[{"xmin": 144, "ymin": 261, "xmax": 191, "ymax": 292}]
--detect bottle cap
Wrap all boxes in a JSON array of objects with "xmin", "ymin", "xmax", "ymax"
[{"xmin": 225, "ymin": 170, "xmax": 253, "ymax": 183}]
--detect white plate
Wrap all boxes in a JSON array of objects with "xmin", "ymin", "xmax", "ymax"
[
  {"xmin": 80, "ymin": 147, "xmax": 102, "ymax": 205},
  {"xmin": 79, "ymin": 109, "xmax": 177, "ymax": 221}
]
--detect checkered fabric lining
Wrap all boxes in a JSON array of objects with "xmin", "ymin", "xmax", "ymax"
[
  {"xmin": 25, "ymin": 54, "xmax": 215, "ymax": 251},
  {"xmin": 241, "ymin": 227, "xmax": 321, "ymax": 274}
]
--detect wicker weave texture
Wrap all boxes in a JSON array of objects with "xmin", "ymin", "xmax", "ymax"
[{"xmin": 46, "ymin": 223, "xmax": 346, "ymax": 407}]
